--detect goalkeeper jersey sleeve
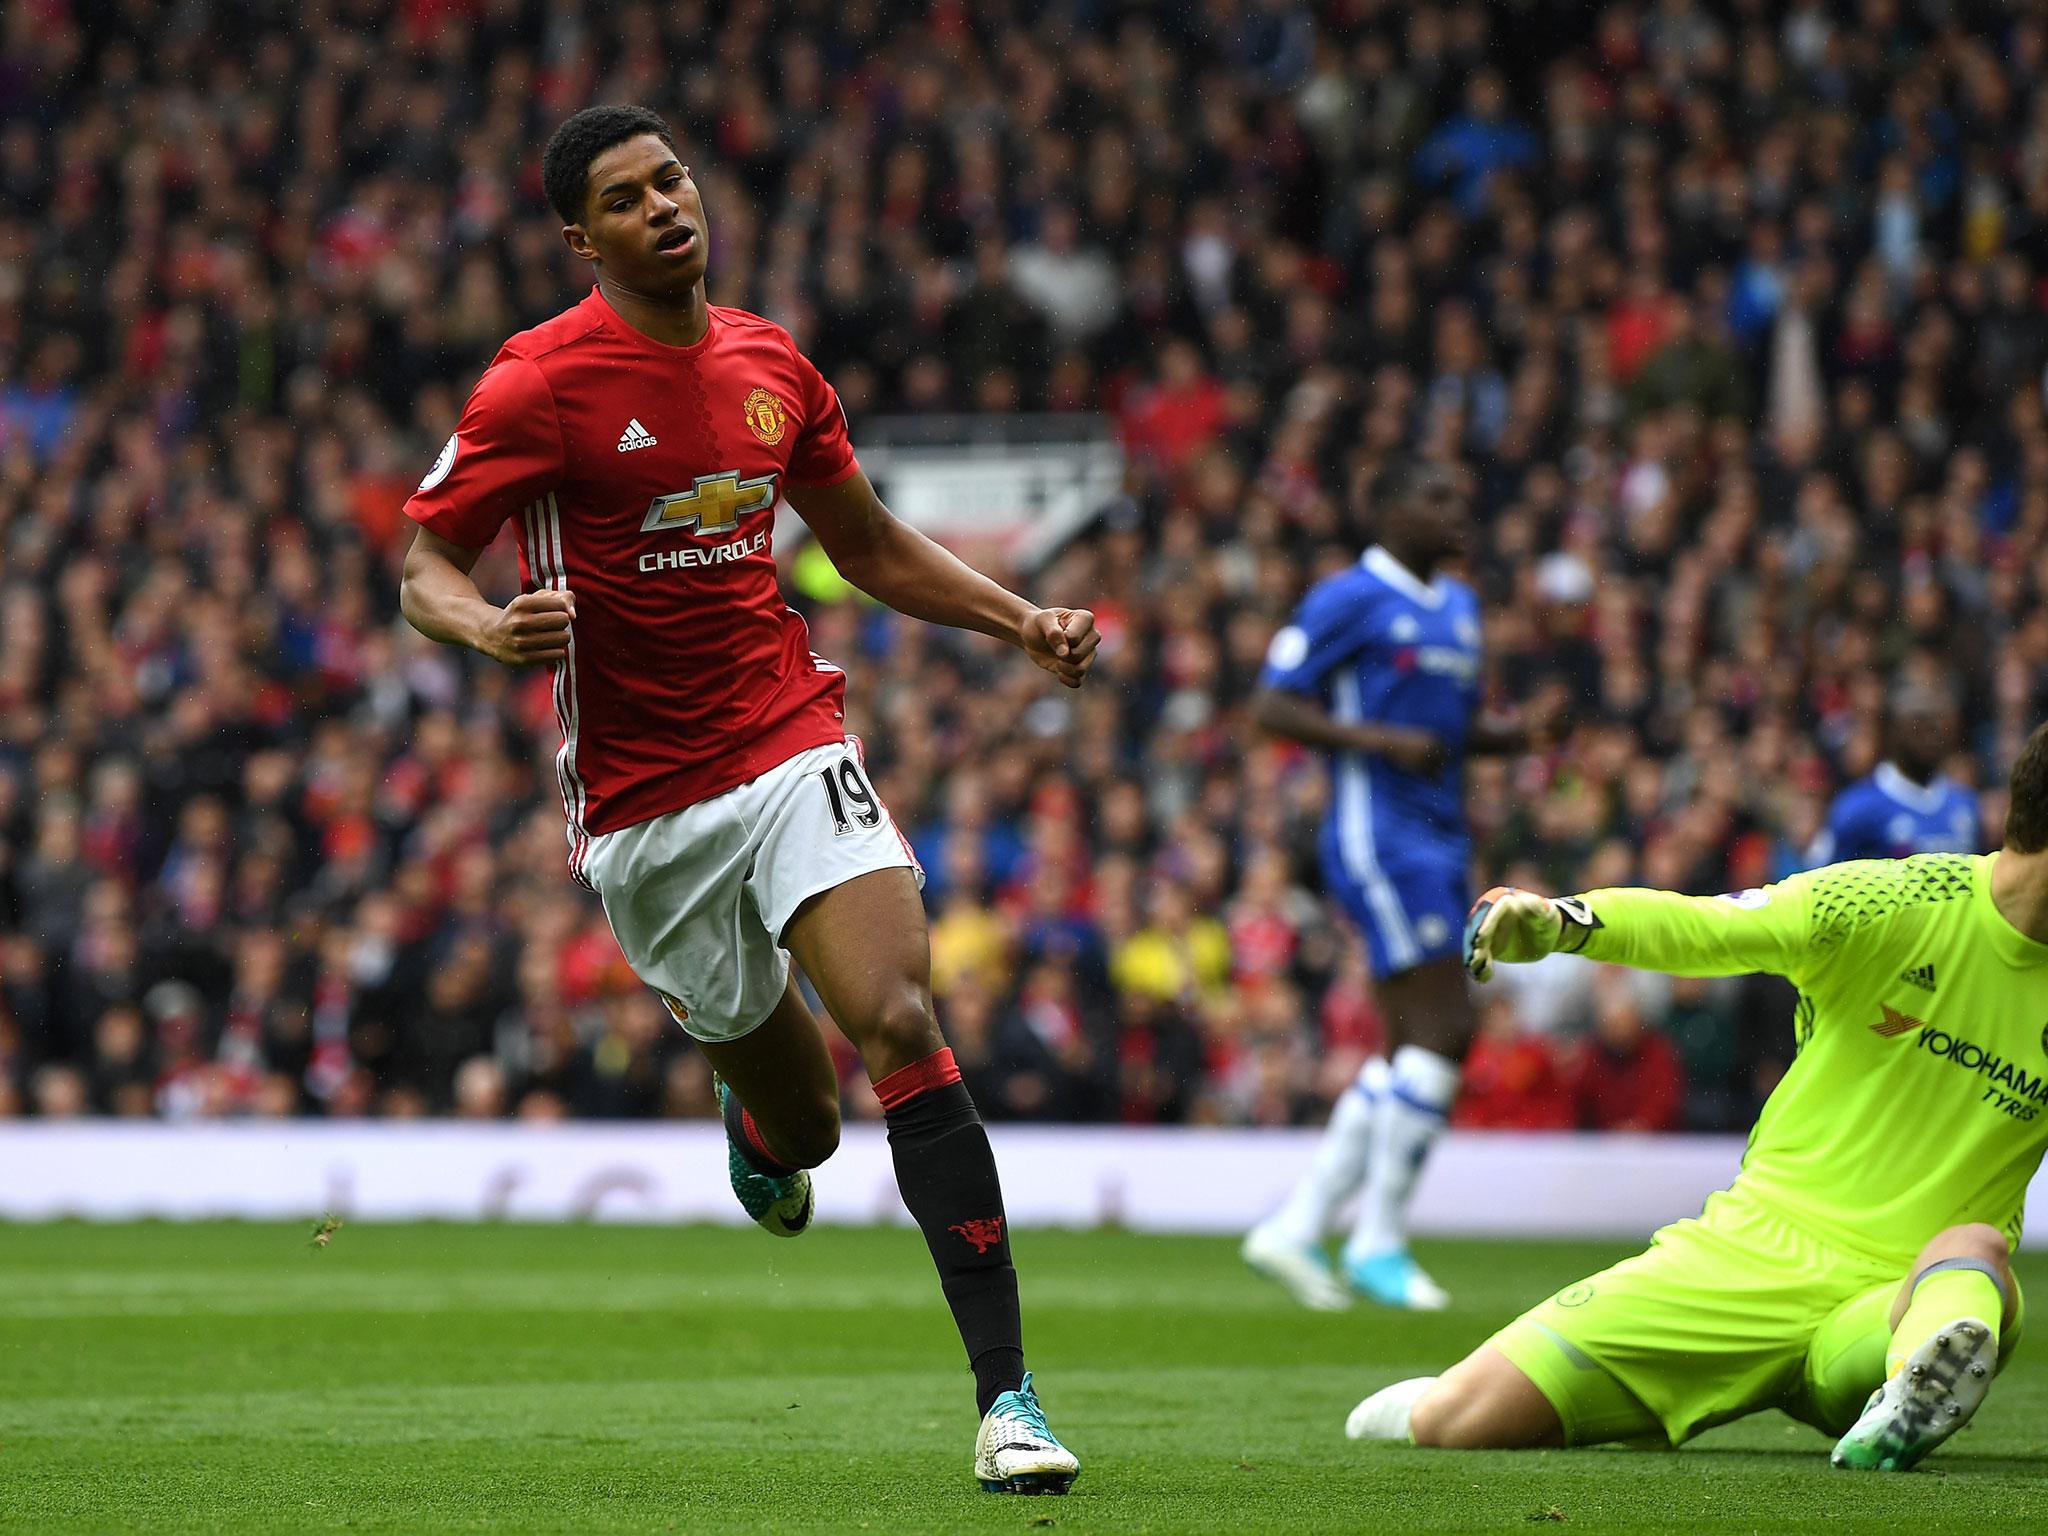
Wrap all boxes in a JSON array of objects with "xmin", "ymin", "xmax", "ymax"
[
  {"xmin": 1559, "ymin": 854, "xmax": 2048, "ymax": 1264},
  {"xmin": 1559, "ymin": 877, "xmax": 1819, "ymax": 985}
]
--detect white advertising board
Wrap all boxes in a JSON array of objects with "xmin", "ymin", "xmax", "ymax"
[{"xmin": 7, "ymin": 1123, "xmax": 2045, "ymax": 1245}]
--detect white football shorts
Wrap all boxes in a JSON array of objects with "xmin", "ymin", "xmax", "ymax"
[{"xmin": 582, "ymin": 736, "xmax": 923, "ymax": 1043}]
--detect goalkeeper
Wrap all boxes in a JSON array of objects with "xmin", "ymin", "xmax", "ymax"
[{"xmin": 1346, "ymin": 723, "xmax": 2048, "ymax": 1471}]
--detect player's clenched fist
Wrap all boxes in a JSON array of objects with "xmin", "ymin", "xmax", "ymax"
[
  {"xmin": 481, "ymin": 589, "xmax": 577, "ymax": 667},
  {"xmin": 1019, "ymin": 607, "xmax": 1101, "ymax": 689}
]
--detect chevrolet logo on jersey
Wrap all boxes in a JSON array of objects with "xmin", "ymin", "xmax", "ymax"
[{"xmin": 642, "ymin": 471, "xmax": 778, "ymax": 537}]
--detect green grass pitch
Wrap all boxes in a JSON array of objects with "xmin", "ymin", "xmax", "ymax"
[{"xmin": 5, "ymin": 1222, "xmax": 2048, "ymax": 1532}]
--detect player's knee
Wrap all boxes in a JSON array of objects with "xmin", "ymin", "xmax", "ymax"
[
  {"xmin": 1927, "ymin": 1223, "xmax": 2009, "ymax": 1271},
  {"xmin": 776, "ymin": 1092, "xmax": 842, "ymax": 1169},
  {"xmin": 857, "ymin": 983, "xmax": 943, "ymax": 1065}
]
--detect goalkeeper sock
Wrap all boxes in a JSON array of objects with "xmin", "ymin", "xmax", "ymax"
[
  {"xmin": 1266, "ymin": 1057, "xmax": 1384, "ymax": 1246},
  {"xmin": 1345, "ymin": 1046, "xmax": 1460, "ymax": 1264},
  {"xmin": 876, "ymin": 1047, "xmax": 1025, "ymax": 1416},
  {"xmin": 1887, "ymin": 1261, "xmax": 2005, "ymax": 1376}
]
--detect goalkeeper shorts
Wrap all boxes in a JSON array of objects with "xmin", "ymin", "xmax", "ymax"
[{"xmin": 1488, "ymin": 1191, "xmax": 2026, "ymax": 1447}]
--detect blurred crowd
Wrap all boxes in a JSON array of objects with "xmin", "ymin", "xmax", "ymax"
[{"xmin": 2, "ymin": 0, "xmax": 2046, "ymax": 1134}]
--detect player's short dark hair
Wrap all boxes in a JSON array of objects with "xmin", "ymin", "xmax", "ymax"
[
  {"xmin": 542, "ymin": 105, "xmax": 679, "ymax": 225},
  {"xmin": 1372, "ymin": 457, "xmax": 1433, "ymax": 508},
  {"xmin": 2005, "ymin": 722, "xmax": 2048, "ymax": 853}
]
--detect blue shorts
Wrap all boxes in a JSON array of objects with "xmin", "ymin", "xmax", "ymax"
[{"xmin": 1322, "ymin": 844, "xmax": 1469, "ymax": 982}]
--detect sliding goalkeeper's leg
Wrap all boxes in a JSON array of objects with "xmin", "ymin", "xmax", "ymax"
[{"xmin": 1829, "ymin": 1224, "xmax": 2021, "ymax": 1471}]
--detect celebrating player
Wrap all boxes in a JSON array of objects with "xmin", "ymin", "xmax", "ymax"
[
  {"xmin": 1347, "ymin": 721, "xmax": 2048, "ymax": 1470},
  {"xmin": 1807, "ymin": 683, "xmax": 1980, "ymax": 865},
  {"xmin": 397, "ymin": 105, "xmax": 1089, "ymax": 1494},
  {"xmin": 1241, "ymin": 463, "xmax": 1554, "ymax": 1311}
]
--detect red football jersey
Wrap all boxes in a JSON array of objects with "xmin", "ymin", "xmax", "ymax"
[{"xmin": 404, "ymin": 289, "xmax": 859, "ymax": 881}]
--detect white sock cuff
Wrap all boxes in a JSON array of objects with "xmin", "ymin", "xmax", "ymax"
[
  {"xmin": 1388, "ymin": 1045, "xmax": 1461, "ymax": 1111},
  {"xmin": 1354, "ymin": 1055, "xmax": 1390, "ymax": 1097}
]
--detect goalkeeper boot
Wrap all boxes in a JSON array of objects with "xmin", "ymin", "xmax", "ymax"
[
  {"xmin": 1343, "ymin": 1248, "xmax": 1451, "ymax": 1312},
  {"xmin": 974, "ymin": 1371, "xmax": 1080, "ymax": 1495},
  {"xmin": 1831, "ymin": 1317, "xmax": 1995, "ymax": 1471},
  {"xmin": 1242, "ymin": 1221, "xmax": 1352, "ymax": 1311},
  {"xmin": 714, "ymin": 1078, "xmax": 813, "ymax": 1238}
]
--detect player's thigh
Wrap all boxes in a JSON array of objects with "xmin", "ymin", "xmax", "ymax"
[
  {"xmin": 781, "ymin": 867, "xmax": 939, "ymax": 1076},
  {"xmin": 581, "ymin": 795, "xmax": 790, "ymax": 1047},
  {"xmin": 747, "ymin": 739, "xmax": 933, "ymax": 1069},
  {"xmin": 1797, "ymin": 1267, "xmax": 2029, "ymax": 1437},
  {"xmin": 1480, "ymin": 1322, "xmax": 1660, "ymax": 1448},
  {"xmin": 1503, "ymin": 1209, "xmax": 1832, "ymax": 1447},
  {"xmin": 1376, "ymin": 955, "xmax": 1478, "ymax": 1057}
]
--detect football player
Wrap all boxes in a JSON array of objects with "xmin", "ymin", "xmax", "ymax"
[{"xmin": 400, "ymin": 106, "xmax": 1087, "ymax": 1494}]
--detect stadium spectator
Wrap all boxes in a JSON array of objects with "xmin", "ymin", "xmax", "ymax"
[
  {"xmin": 452, "ymin": 1055, "xmax": 507, "ymax": 1121},
  {"xmin": 1452, "ymin": 998, "xmax": 1574, "ymax": 1132},
  {"xmin": 1111, "ymin": 880, "xmax": 1233, "ymax": 1016},
  {"xmin": 0, "ymin": 1, "xmax": 2043, "ymax": 1142},
  {"xmin": 1568, "ymin": 982, "xmax": 1688, "ymax": 1135}
]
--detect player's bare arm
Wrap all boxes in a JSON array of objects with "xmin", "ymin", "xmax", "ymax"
[
  {"xmin": 1250, "ymin": 685, "xmax": 1448, "ymax": 775},
  {"xmin": 1465, "ymin": 715, "xmax": 1545, "ymax": 755},
  {"xmin": 1468, "ymin": 681, "xmax": 1573, "ymax": 755},
  {"xmin": 785, "ymin": 470, "xmax": 1099, "ymax": 689},
  {"xmin": 399, "ymin": 524, "xmax": 577, "ymax": 667}
]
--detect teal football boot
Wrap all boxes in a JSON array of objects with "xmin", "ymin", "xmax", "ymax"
[
  {"xmin": 715, "ymin": 1078, "xmax": 813, "ymax": 1237},
  {"xmin": 1342, "ymin": 1247, "xmax": 1451, "ymax": 1311},
  {"xmin": 974, "ymin": 1372, "xmax": 1080, "ymax": 1494}
]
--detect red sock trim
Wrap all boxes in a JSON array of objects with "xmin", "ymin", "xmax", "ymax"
[
  {"xmin": 873, "ymin": 1046, "xmax": 963, "ymax": 1112},
  {"xmin": 739, "ymin": 1109, "xmax": 789, "ymax": 1170}
]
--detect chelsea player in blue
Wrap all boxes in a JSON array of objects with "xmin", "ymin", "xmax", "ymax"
[
  {"xmin": 1808, "ymin": 687, "xmax": 1981, "ymax": 867},
  {"xmin": 1244, "ymin": 463, "xmax": 1554, "ymax": 1311}
]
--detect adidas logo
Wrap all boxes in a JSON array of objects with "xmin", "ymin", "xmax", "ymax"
[
  {"xmin": 616, "ymin": 418, "xmax": 657, "ymax": 452},
  {"xmin": 1900, "ymin": 963, "xmax": 1937, "ymax": 993}
]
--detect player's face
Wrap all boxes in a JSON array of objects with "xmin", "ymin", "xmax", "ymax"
[
  {"xmin": 572, "ymin": 135, "xmax": 709, "ymax": 294},
  {"xmin": 1893, "ymin": 704, "xmax": 1955, "ymax": 778},
  {"xmin": 1396, "ymin": 474, "xmax": 1473, "ymax": 563}
]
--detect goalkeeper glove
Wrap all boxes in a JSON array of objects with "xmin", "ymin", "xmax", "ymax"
[{"xmin": 1462, "ymin": 887, "xmax": 1600, "ymax": 982}]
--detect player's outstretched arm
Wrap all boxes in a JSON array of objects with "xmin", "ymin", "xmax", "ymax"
[
  {"xmin": 786, "ymin": 471, "xmax": 1098, "ymax": 688},
  {"xmin": 1465, "ymin": 878, "xmax": 1816, "ymax": 985},
  {"xmin": 400, "ymin": 525, "xmax": 577, "ymax": 667}
]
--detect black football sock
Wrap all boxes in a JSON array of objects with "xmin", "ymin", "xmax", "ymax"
[
  {"xmin": 722, "ymin": 1083, "xmax": 800, "ymax": 1177},
  {"xmin": 875, "ymin": 1047, "xmax": 1026, "ymax": 1415}
]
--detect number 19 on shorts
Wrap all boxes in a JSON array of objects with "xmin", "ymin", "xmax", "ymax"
[{"xmin": 815, "ymin": 757, "xmax": 883, "ymax": 835}]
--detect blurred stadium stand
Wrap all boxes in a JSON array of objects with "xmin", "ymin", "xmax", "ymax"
[{"xmin": 1, "ymin": 0, "xmax": 2045, "ymax": 1137}]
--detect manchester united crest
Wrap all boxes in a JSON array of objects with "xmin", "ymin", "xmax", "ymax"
[{"xmin": 742, "ymin": 386, "xmax": 788, "ymax": 445}]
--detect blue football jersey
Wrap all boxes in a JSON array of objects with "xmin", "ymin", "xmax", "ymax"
[
  {"xmin": 1806, "ymin": 762, "xmax": 1981, "ymax": 866},
  {"xmin": 1260, "ymin": 545, "xmax": 1482, "ymax": 862}
]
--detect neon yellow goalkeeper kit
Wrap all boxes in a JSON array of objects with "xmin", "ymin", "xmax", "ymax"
[{"xmin": 1475, "ymin": 855, "xmax": 2048, "ymax": 1444}]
